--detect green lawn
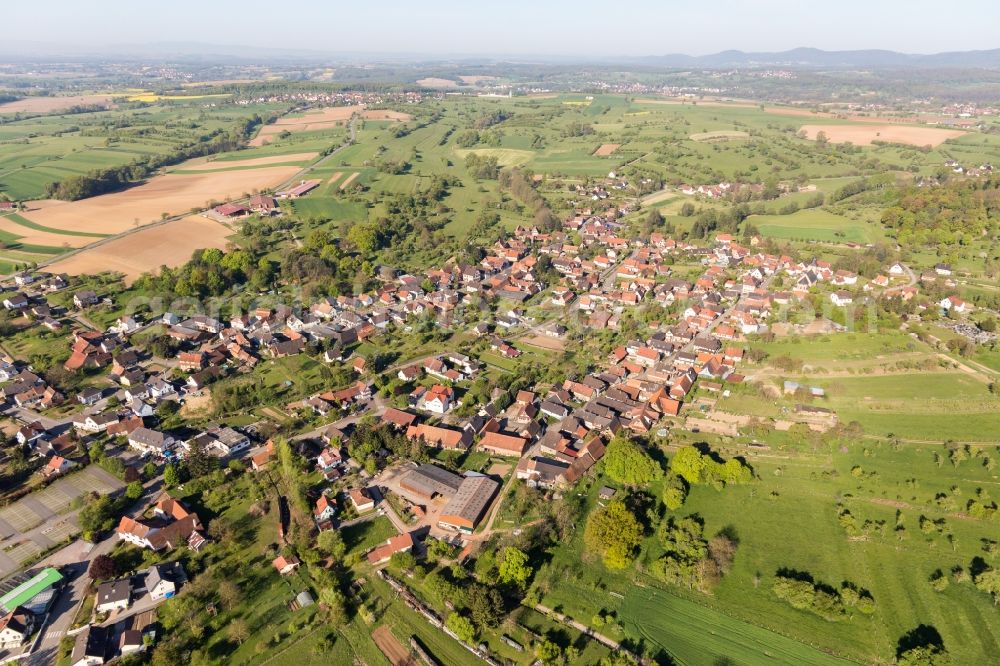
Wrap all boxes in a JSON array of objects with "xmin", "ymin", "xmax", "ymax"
[{"xmin": 341, "ymin": 516, "xmax": 398, "ymax": 556}]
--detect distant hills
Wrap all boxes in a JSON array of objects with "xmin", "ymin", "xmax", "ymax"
[
  {"xmin": 2, "ymin": 41, "xmax": 1000, "ymax": 69},
  {"xmin": 633, "ymin": 47, "xmax": 1000, "ymax": 68}
]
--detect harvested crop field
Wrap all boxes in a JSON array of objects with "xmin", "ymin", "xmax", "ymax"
[
  {"xmin": 458, "ymin": 75, "xmax": 497, "ymax": 84},
  {"xmin": 250, "ymin": 106, "xmax": 363, "ymax": 146},
  {"xmin": 800, "ymin": 124, "xmax": 964, "ymax": 147},
  {"xmin": 593, "ymin": 143, "xmax": 620, "ymax": 156},
  {"xmin": 372, "ymin": 626, "xmax": 418, "ymax": 666},
  {"xmin": 0, "ymin": 216, "xmax": 92, "ymax": 249},
  {"xmin": 0, "ymin": 94, "xmax": 115, "ymax": 114},
  {"xmin": 523, "ymin": 335, "xmax": 565, "ymax": 351},
  {"xmin": 47, "ymin": 216, "xmax": 234, "ymax": 283},
  {"xmin": 362, "ymin": 110, "xmax": 413, "ymax": 121},
  {"xmin": 18, "ymin": 166, "xmax": 300, "ymax": 235},
  {"xmin": 339, "ymin": 172, "xmax": 360, "ymax": 190},
  {"xmin": 177, "ymin": 152, "xmax": 318, "ymax": 171},
  {"xmin": 416, "ymin": 77, "xmax": 458, "ymax": 88}
]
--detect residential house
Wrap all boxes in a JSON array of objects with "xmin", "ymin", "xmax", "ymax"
[
  {"xmin": 830, "ymin": 291, "xmax": 854, "ymax": 307},
  {"xmin": 16, "ymin": 421, "xmax": 46, "ymax": 447},
  {"xmin": 251, "ymin": 441, "xmax": 275, "ymax": 471},
  {"xmin": 77, "ymin": 387, "xmax": 102, "ymax": 406},
  {"xmin": 73, "ymin": 291, "xmax": 99, "ymax": 308},
  {"xmin": 515, "ymin": 456, "xmax": 571, "ymax": 489},
  {"xmin": 366, "ymin": 533, "xmax": 415, "ymax": 566},
  {"xmin": 349, "ymin": 488, "xmax": 376, "ymax": 513},
  {"xmin": 74, "ymin": 412, "xmax": 120, "ymax": 434},
  {"xmin": 382, "ymin": 408, "xmax": 417, "ymax": 430},
  {"xmin": 95, "ymin": 579, "xmax": 131, "ymax": 614},
  {"xmin": 127, "ymin": 428, "xmax": 174, "ymax": 456},
  {"xmin": 249, "ymin": 194, "xmax": 279, "ymax": 215},
  {"xmin": 2, "ymin": 292, "xmax": 28, "ymax": 310},
  {"xmin": 41, "ymin": 456, "xmax": 75, "ymax": 479},
  {"xmin": 0, "ymin": 607, "xmax": 34, "ymax": 649},
  {"xmin": 70, "ymin": 625, "xmax": 107, "ymax": 666},
  {"xmin": 116, "ymin": 497, "xmax": 207, "ymax": 552},
  {"xmin": 146, "ymin": 562, "xmax": 184, "ymax": 600},
  {"xmin": 272, "ymin": 555, "xmax": 300, "ymax": 575},
  {"xmin": 314, "ymin": 495, "xmax": 337, "ymax": 525},
  {"xmin": 418, "ymin": 384, "xmax": 453, "ymax": 414},
  {"xmin": 940, "ymin": 295, "xmax": 971, "ymax": 313}
]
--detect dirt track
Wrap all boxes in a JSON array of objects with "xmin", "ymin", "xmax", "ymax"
[
  {"xmin": 372, "ymin": 626, "xmax": 418, "ymax": 666},
  {"xmin": 338, "ymin": 172, "xmax": 360, "ymax": 190}
]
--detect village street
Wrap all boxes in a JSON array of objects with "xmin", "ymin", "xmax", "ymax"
[{"xmin": 22, "ymin": 476, "xmax": 164, "ymax": 666}]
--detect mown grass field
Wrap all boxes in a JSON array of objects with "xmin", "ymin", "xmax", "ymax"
[
  {"xmin": 748, "ymin": 208, "xmax": 883, "ymax": 244},
  {"xmin": 622, "ymin": 587, "xmax": 853, "ymax": 666},
  {"xmin": 744, "ymin": 330, "xmax": 1000, "ymax": 441}
]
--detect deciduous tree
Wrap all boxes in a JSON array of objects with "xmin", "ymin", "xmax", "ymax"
[
  {"xmin": 584, "ymin": 500, "xmax": 644, "ymax": 570},
  {"xmin": 603, "ymin": 436, "xmax": 662, "ymax": 486}
]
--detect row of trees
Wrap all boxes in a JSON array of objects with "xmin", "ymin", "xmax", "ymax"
[{"xmin": 772, "ymin": 570, "xmax": 876, "ymax": 621}]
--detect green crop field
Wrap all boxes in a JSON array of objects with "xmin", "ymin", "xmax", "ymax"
[{"xmin": 753, "ymin": 332, "xmax": 920, "ymax": 364}]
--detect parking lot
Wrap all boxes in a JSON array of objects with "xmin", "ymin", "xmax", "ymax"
[{"xmin": 0, "ymin": 466, "xmax": 123, "ymax": 577}]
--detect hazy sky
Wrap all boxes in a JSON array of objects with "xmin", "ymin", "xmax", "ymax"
[{"xmin": 12, "ymin": 0, "xmax": 1000, "ymax": 57}]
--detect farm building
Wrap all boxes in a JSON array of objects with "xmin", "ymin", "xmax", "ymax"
[
  {"xmin": 398, "ymin": 464, "xmax": 463, "ymax": 501},
  {"xmin": 278, "ymin": 180, "xmax": 321, "ymax": 198},
  {"xmin": 438, "ymin": 474, "xmax": 499, "ymax": 534},
  {"xmin": 366, "ymin": 532, "xmax": 416, "ymax": 566},
  {"xmin": 212, "ymin": 203, "xmax": 250, "ymax": 219},
  {"xmin": 249, "ymin": 194, "xmax": 279, "ymax": 215}
]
